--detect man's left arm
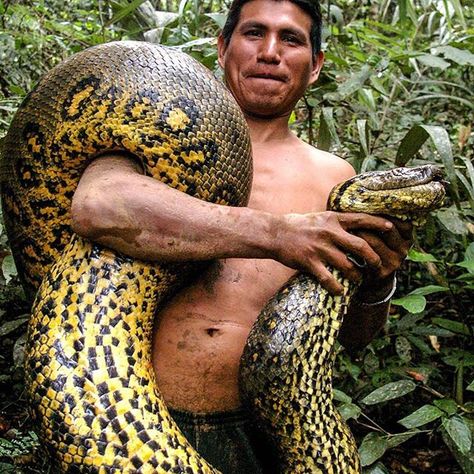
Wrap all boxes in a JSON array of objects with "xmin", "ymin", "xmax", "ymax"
[{"xmin": 338, "ymin": 219, "xmax": 413, "ymax": 352}]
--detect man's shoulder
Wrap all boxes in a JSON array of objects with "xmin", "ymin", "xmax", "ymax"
[{"xmin": 299, "ymin": 140, "xmax": 355, "ymax": 182}]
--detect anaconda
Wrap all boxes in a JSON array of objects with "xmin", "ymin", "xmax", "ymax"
[{"xmin": 0, "ymin": 40, "xmax": 445, "ymax": 473}]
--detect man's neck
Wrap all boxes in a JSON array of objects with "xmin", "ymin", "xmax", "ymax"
[{"xmin": 245, "ymin": 113, "xmax": 293, "ymax": 145}]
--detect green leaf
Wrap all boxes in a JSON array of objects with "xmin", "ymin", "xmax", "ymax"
[
  {"xmin": 392, "ymin": 294, "xmax": 426, "ymax": 313},
  {"xmin": 333, "ymin": 388, "xmax": 352, "ymax": 403},
  {"xmin": 363, "ymin": 461, "xmax": 389, "ymax": 474},
  {"xmin": 436, "ymin": 206, "xmax": 469, "ymax": 235},
  {"xmin": 395, "ymin": 336, "xmax": 412, "ymax": 363},
  {"xmin": 205, "ymin": 13, "xmax": 227, "ymax": 29},
  {"xmin": 411, "ymin": 285, "xmax": 449, "ymax": 296},
  {"xmin": 359, "ymin": 432, "xmax": 388, "ymax": 467},
  {"xmin": 432, "ymin": 318, "xmax": 472, "ymax": 336},
  {"xmin": 386, "ymin": 430, "xmax": 419, "ymax": 449},
  {"xmin": 357, "ymin": 119, "xmax": 370, "ymax": 157},
  {"xmin": 434, "ymin": 45, "xmax": 474, "ymax": 66},
  {"xmin": 339, "ymin": 402, "xmax": 361, "ymax": 421},
  {"xmin": 442, "ymin": 416, "xmax": 472, "ymax": 455},
  {"xmin": 1, "ymin": 255, "xmax": 17, "ymax": 284},
  {"xmin": 106, "ymin": 0, "xmax": 148, "ymax": 27},
  {"xmin": 467, "ymin": 380, "xmax": 474, "ymax": 392},
  {"xmin": 395, "ymin": 125, "xmax": 429, "ymax": 166},
  {"xmin": 0, "ymin": 317, "xmax": 29, "ymax": 337},
  {"xmin": 407, "ymin": 335, "xmax": 433, "ymax": 355},
  {"xmin": 412, "ymin": 326, "xmax": 455, "ymax": 337},
  {"xmin": 443, "ymin": 351, "xmax": 474, "ymax": 368},
  {"xmin": 465, "ymin": 242, "xmax": 474, "ymax": 262},
  {"xmin": 325, "ymin": 65, "xmax": 372, "ymax": 101},
  {"xmin": 395, "ymin": 125, "xmax": 459, "ymax": 200},
  {"xmin": 361, "ymin": 380, "xmax": 416, "ymax": 405},
  {"xmin": 456, "ymin": 260, "xmax": 474, "ymax": 273},
  {"xmin": 434, "ymin": 399, "xmax": 458, "ymax": 416},
  {"xmin": 406, "ymin": 249, "xmax": 439, "ymax": 262},
  {"xmin": 398, "ymin": 405, "xmax": 444, "ymax": 429},
  {"xmin": 317, "ymin": 107, "xmax": 340, "ymax": 151},
  {"xmin": 417, "ymin": 54, "xmax": 450, "ymax": 70}
]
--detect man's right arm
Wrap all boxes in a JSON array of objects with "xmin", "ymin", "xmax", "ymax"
[{"xmin": 72, "ymin": 154, "xmax": 394, "ymax": 294}]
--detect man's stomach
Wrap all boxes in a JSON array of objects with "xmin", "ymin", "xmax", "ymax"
[{"xmin": 152, "ymin": 258, "xmax": 295, "ymax": 413}]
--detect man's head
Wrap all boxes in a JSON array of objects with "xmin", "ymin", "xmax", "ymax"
[
  {"xmin": 217, "ymin": 0, "xmax": 324, "ymax": 119},
  {"xmin": 222, "ymin": 0, "xmax": 322, "ymax": 57}
]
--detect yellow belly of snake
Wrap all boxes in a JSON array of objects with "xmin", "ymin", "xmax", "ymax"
[{"xmin": 0, "ymin": 41, "xmax": 445, "ymax": 473}]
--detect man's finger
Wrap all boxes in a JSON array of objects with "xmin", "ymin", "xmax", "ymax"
[
  {"xmin": 337, "ymin": 212, "xmax": 394, "ymax": 232},
  {"xmin": 310, "ymin": 262, "xmax": 344, "ymax": 295},
  {"xmin": 333, "ymin": 231, "xmax": 382, "ymax": 268}
]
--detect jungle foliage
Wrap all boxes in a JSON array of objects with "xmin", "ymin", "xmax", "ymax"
[{"xmin": 0, "ymin": 0, "xmax": 473, "ymax": 473}]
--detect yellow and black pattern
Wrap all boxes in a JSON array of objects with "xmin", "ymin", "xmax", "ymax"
[
  {"xmin": 240, "ymin": 165, "xmax": 445, "ymax": 473},
  {"xmin": 1, "ymin": 37, "xmax": 446, "ymax": 473},
  {"xmin": 1, "ymin": 41, "xmax": 251, "ymax": 473}
]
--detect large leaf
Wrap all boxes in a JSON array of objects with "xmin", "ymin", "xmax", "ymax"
[
  {"xmin": 436, "ymin": 206, "xmax": 469, "ymax": 235},
  {"xmin": 432, "ymin": 318, "xmax": 472, "ymax": 336},
  {"xmin": 386, "ymin": 430, "xmax": 419, "ymax": 449},
  {"xmin": 361, "ymin": 380, "xmax": 416, "ymax": 405},
  {"xmin": 359, "ymin": 432, "xmax": 388, "ymax": 467},
  {"xmin": 407, "ymin": 249, "xmax": 439, "ymax": 262},
  {"xmin": 434, "ymin": 45, "xmax": 474, "ymax": 66},
  {"xmin": 1, "ymin": 255, "xmax": 17, "ymax": 284},
  {"xmin": 106, "ymin": 0, "xmax": 148, "ymax": 27},
  {"xmin": 442, "ymin": 416, "xmax": 472, "ymax": 455},
  {"xmin": 392, "ymin": 294, "xmax": 426, "ymax": 313},
  {"xmin": 398, "ymin": 404, "xmax": 444, "ymax": 429},
  {"xmin": 317, "ymin": 107, "xmax": 340, "ymax": 151},
  {"xmin": 395, "ymin": 125, "xmax": 459, "ymax": 201}
]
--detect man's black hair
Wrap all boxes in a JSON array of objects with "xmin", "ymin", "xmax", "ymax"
[{"xmin": 221, "ymin": 0, "xmax": 322, "ymax": 55}]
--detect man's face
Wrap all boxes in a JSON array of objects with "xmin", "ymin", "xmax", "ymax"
[{"xmin": 218, "ymin": 0, "xmax": 323, "ymax": 119}]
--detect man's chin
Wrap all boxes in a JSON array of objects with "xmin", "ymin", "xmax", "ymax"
[{"xmin": 240, "ymin": 102, "xmax": 292, "ymax": 120}]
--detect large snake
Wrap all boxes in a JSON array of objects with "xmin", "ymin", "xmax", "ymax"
[{"xmin": 0, "ymin": 41, "xmax": 445, "ymax": 473}]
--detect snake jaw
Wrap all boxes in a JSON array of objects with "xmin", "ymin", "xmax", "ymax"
[{"xmin": 328, "ymin": 165, "xmax": 446, "ymax": 223}]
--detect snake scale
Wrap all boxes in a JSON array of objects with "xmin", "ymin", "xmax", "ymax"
[{"xmin": 0, "ymin": 41, "xmax": 445, "ymax": 473}]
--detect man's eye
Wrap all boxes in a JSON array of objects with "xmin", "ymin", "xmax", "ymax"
[
  {"xmin": 283, "ymin": 35, "xmax": 300, "ymax": 44},
  {"xmin": 245, "ymin": 30, "xmax": 262, "ymax": 37}
]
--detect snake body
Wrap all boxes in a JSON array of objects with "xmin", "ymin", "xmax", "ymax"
[
  {"xmin": 240, "ymin": 165, "xmax": 445, "ymax": 473},
  {"xmin": 0, "ymin": 40, "xmax": 445, "ymax": 473}
]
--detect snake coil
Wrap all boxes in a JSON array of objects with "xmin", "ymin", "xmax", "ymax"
[{"xmin": 1, "ymin": 41, "xmax": 445, "ymax": 473}]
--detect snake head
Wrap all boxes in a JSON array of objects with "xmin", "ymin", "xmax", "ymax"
[{"xmin": 327, "ymin": 164, "xmax": 446, "ymax": 224}]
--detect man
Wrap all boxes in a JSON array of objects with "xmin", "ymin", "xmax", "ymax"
[{"xmin": 71, "ymin": 0, "xmax": 411, "ymax": 471}]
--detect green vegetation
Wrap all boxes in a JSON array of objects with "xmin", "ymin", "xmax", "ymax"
[{"xmin": 0, "ymin": 0, "xmax": 472, "ymax": 472}]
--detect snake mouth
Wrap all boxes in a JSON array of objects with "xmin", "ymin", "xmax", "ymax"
[
  {"xmin": 357, "ymin": 164, "xmax": 445, "ymax": 191},
  {"xmin": 328, "ymin": 165, "xmax": 446, "ymax": 217}
]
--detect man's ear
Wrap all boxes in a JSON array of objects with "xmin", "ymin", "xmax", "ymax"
[
  {"xmin": 217, "ymin": 33, "xmax": 226, "ymax": 69},
  {"xmin": 309, "ymin": 51, "xmax": 325, "ymax": 85}
]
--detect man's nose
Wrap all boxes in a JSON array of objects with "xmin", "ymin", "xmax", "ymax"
[{"xmin": 257, "ymin": 35, "xmax": 281, "ymax": 64}]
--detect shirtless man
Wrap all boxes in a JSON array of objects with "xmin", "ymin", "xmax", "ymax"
[{"xmin": 71, "ymin": 0, "xmax": 412, "ymax": 471}]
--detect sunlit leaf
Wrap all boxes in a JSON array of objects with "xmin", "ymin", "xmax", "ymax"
[
  {"xmin": 392, "ymin": 294, "xmax": 426, "ymax": 313},
  {"xmin": 434, "ymin": 45, "xmax": 474, "ymax": 65},
  {"xmin": 398, "ymin": 404, "xmax": 443, "ymax": 428},
  {"xmin": 361, "ymin": 380, "xmax": 416, "ymax": 405},
  {"xmin": 1, "ymin": 255, "xmax": 17, "ymax": 284},
  {"xmin": 442, "ymin": 416, "xmax": 472, "ymax": 455},
  {"xmin": 358, "ymin": 432, "xmax": 387, "ymax": 467},
  {"xmin": 338, "ymin": 402, "xmax": 361, "ymax": 421},
  {"xmin": 386, "ymin": 430, "xmax": 419, "ymax": 449},
  {"xmin": 106, "ymin": 0, "xmax": 148, "ymax": 27},
  {"xmin": 417, "ymin": 54, "xmax": 450, "ymax": 70},
  {"xmin": 407, "ymin": 249, "xmax": 439, "ymax": 262}
]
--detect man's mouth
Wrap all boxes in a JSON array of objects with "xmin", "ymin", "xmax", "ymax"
[{"xmin": 247, "ymin": 73, "xmax": 287, "ymax": 82}]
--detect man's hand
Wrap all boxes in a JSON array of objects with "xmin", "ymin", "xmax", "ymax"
[{"xmin": 273, "ymin": 211, "xmax": 400, "ymax": 295}]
